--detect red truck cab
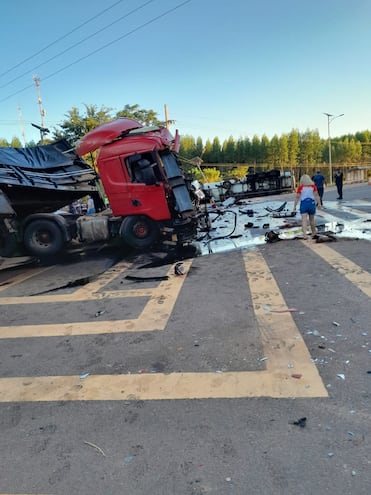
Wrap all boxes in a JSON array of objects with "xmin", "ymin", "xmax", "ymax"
[{"xmin": 77, "ymin": 118, "xmax": 201, "ymax": 249}]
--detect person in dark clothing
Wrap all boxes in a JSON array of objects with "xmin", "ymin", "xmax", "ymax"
[
  {"xmin": 312, "ymin": 170, "xmax": 325, "ymax": 205},
  {"xmin": 334, "ymin": 169, "xmax": 343, "ymax": 199}
]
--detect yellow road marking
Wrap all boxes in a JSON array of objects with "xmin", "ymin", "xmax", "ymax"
[
  {"xmin": 70, "ymin": 260, "xmax": 131, "ymax": 297},
  {"xmin": 0, "ymin": 261, "xmax": 192, "ymax": 338},
  {"xmin": 243, "ymin": 250, "xmax": 327, "ymax": 395},
  {"xmin": 0, "ymin": 262, "xmax": 133, "ymax": 305},
  {"xmin": 0, "ymin": 287, "xmax": 168, "ymax": 304},
  {"xmin": 305, "ymin": 242, "xmax": 371, "ymax": 297},
  {"xmin": 0, "ymin": 266, "xmax": 53, "ymax": 292},
  {"xmin": 0, "ymin": 366, "xmax": 327, "ymax": 401},
  {"xmin": 0, "ymin": 250, "xmax": 328, "ymax": 400}
]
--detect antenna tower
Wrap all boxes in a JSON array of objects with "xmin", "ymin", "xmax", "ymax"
[
  {"xmin": 17, "ymin": 103, "xmax": 26, "ymax": 145},
  {"xmin": 33, "ymin": 74, "xmax": 46, "ymax": 128}
]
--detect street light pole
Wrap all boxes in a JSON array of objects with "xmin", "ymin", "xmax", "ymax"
[{"xmin": 323, "ymin": 112, "xmax": 344, "ymax": 184}]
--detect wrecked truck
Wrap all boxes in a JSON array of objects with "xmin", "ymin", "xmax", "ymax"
[{"xmin": 0, "ymin": 118, "xmax": 208, "ymax": 258}]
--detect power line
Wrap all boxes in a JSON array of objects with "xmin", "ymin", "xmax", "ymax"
[
  {"xmin": 0, "ymin": 0, "xmax": 191, "ymax": 104},
  {"xmin": 0, "ymin": 0, "xmax": 156, "ymax": 90},
  {"xmin": 0, "ymin": 0, "xmax": 126, "ymax": 79}
]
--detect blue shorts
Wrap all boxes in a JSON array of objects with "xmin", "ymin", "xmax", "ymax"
[{"xmin": 300, "ymin": 198, "xmax": 316, "ymax": 215}]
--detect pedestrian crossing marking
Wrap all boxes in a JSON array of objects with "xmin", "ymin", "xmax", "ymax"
[
  {"xmin": 0, "ymin": 265, "xmax": 53, "ymax": 293},
  {"xmin": 0, "ymin": 287, "xmax": 159, "ymax": 304},
  {"xmin": 305, "ymin": 242, "xmax": 371, "ymax": 297},
  {"xmin": 0, "ymin": 260, "xmax": 192, "ymax": 339},
  {"xmin": 0, "ymin": 250, "xmax": 328, "ymax": 401}
]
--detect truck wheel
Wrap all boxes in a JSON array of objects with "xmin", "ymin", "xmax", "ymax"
[
  {"xmin": 23, "ymin": 219, "xmax": 64, "ymax": 257},
  {"xmin": 120, "ymin": 216, "xmax": 159, "ymax": 249}
]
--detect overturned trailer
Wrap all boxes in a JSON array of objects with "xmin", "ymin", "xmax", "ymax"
[{"xmin": 203, "ymin": 169, "xmax": 294, "ymax": 202}]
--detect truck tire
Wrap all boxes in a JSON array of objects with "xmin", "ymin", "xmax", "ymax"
[
  {"xmin": 23, "ymin": 219, "xmax": 64, "ymax": 257},
  {"xmin": 120, "ymin": 215, "xmax": 159, "ymax": 249}
]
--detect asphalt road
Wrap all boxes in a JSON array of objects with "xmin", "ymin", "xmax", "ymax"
[{"xmin": 0, "ymin": 183, "xmax": 370, "ymax": 495}]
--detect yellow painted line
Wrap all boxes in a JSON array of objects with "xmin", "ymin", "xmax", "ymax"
[
  {"xmin": 0, "ymin": 260, "xmax": 176, "ymax": 304},
  {"xmin": 0, "ymin": 251, "xmax": 327, "ymax": 400},
  {"xmin": 304, "ymin": 242, "xmax": 371, "ymax": 298},
  {"xmin": 71, "ymin": 260, "xmax": 131, "ymax": 297},
  {"xmin": 0, "ymin": 261, "xmax": 192, "ymax": 338},
  {"xmin": 242, "ymin": 250, "xmax": 327, "ymax": 395},
  {"xmin": 0, "ymin": 260, "xmax": 131, "ymax": 302},
  {"xmin": 0, "ymin": 266, "xmax": 53, "ymax": 292},
  {"xmin": 0, "ymin": 287, "xmax": 162, "ymax": 304},
  {"xmin": 0, "ymin": 367, "xmax": 327, "ymax": 401}
]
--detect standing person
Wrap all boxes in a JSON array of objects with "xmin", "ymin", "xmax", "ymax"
[
  {"xmin": 334, "ymin": 168, "xmax": 343, "ymax": 199},
  {"xmin": 86, "ymin": 195, "xmax": 96, "ymax": 215},
  {"xmin": 293, "ymin": 174, "xmax": 321, "ymax": 239},
  {"xmin": 312, "ymin": 170, "xmax": 325, "ymax": 205}
]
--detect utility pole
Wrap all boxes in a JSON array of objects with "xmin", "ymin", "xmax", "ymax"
[
  {"xmin": 17, "ymin": 103, "xmax": 26, "ymax": 146},
  {"xmin": 164, "ymin": 104, "xmax": 175, "ymax": 129},
  {"xmin": 33, "ymin": 75, "xmax": 49, "ymax": 143}
]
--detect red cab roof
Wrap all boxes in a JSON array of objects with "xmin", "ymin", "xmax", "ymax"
[{"xmin": 76, "ymin": 118, "xmax": 143, "ymax": 156}]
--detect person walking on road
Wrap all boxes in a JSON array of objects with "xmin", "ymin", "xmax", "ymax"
[
  {"xmin": 293, "ymin": 174, "xmax": 321, "ymax": 239},
  {"xmin": 335, "ymin": 168, "xmax": 343, "ymax": 199},
  {"xmin": 312, "ymin": 170, "xmax": 325, "ymax": 205}
]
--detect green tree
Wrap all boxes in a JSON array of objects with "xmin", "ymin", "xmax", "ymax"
[
  {"xmin": 201, "ymin": 167, "xmax": 221, "ymax": 182},
  {"xmin": 230, "ymin": 166, "xmax": 248, "ymax": 179},
  {"xmin": 242, "ymin": 137, "xmax": 252, "ymax": 163},
  {"xmin": 53, "ymin": 103, "xmax": 164, "ymax": 145},
  {"xmin": 260, "ymin": 135, "xmax": 270, "ymax": 165},
  {"xmin": 195, "ymin": 137, "xmax": 204, "ymax": 157},
  {"xmin": 202, "ymin": 139, "xmax": 213, "ymax": 162},
  {"xmin": 251, "ymin": 135, "xmax": 261, "ymax": 164},
  {"xmin": 267, "ymin": 134, "xmax": 280, "ymax": 167},
  {"xmin": 179, "ymin": 135, "xmax": 196, "ymax": 159},
  {"xmin": 208, "ymin": 137, "xmax": 221, "ymax": 163},
  {"xmin": 116, "ymin": 104, "xmax": 164, "ymax": 126},
  {"xmin": 53, "ymin": 104, "xmax": 113, "ymax": 143},
  {"xmin": 235, "ymin": 138, "xmax": 246, "ymax": 163},
  {"xmin": 10, "ymin": 137, "xmax": 22, "ymax": 148},
  {"xmin": 355, "ymin": 130, "xmax": 371, "ymax": 161},
  {"xmin": 336, "ymin": 137, "xmax": 362, "ymax": 163},
  {"xmin": 0, "ymin": 138, "xmax": 9, "ymax": 147},
  {"xmin": 288, "ymin": 129, "xmax": 300, "ymax": 167},
  {"xmin": 279, "ymin": 134, "xmax": 289, "ymax": 168},
  {"xmin": 299, "ymin": 130, "xmax": 322, "ymax": 165},
  {"xmin": 222, "ymin": 136, "xmax": 236, "ymax": 163}
]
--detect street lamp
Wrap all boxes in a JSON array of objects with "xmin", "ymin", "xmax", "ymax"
[{"xmin": 323, "ymin": 112, "xmax": 344, "ymax": 184}]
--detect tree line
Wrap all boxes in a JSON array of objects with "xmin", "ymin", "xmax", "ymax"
[
  {"xmin": 1, "ymin": 103, "xmax": 370, "ymax": 172},
  {"xmin": 178, "ymin": 129, "xmax": 371, "ymax": 168}
]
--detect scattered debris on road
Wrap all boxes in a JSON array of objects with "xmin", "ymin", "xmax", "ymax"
[
  {"xmin": 290, "ymin": 417, "xmax": 307, "ymax": 428},
  {"xmin": 84, "ymin": 440, "xmax": 106, "ymax": 457}
]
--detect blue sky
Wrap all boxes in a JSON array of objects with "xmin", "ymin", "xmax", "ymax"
[{"xmin": 0, "ymin": 0, "xmax": 370, "ymax": 145}]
